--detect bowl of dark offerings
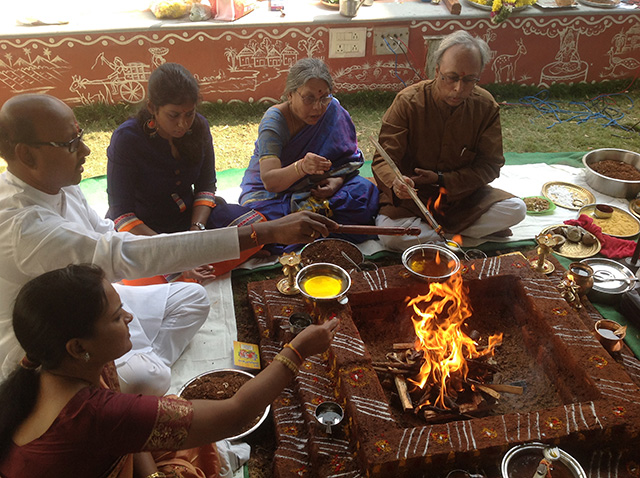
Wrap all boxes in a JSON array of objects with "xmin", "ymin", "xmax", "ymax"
[
  {"xmin": 401, "ymin": 244, "xmax": 461, "ymax": 282},
  {"xmin": 582, "ymin": 148, "xmax": 640, "ymax": 199},
  {"xmin": 179, "ymin": 369, "xmax": 270, "ymax": 441}
]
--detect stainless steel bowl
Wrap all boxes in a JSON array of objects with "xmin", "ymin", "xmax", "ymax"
[
  {"xmin": 582, "ymin": 148, "xmax": 640, "ymax": 199},
  {"xmin": 296, "ymin": 262, "xmax": 351, "ymax": 305},
  {"xmin": 401, "ymin": 244, "xmax": 461, "ymax": 281},
  {"xmin": 178, "ymin": 369, "xmax": 270, "ymax": 441},
  {"xmin": 501, "ymin": 442, "xmax": 586, "ymax": 478}
]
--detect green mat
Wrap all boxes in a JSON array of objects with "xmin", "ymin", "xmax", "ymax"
[{"xmin": 80, "ymin": 151, "xmax": 640, "ymax": 356}]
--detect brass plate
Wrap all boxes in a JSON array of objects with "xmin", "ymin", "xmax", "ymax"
[
  {"xmin": 542, "ymin": 181, "xmax": 596, "ymax": 210},
  {"xmin": 578, "ymin": 204, "xmax": 640, "ymax": 238},
  {"xmin": 629, "ymin": 199, "xmax": 640, "ymax": 221},
  {"xmin": 541, "ymin": 224, "xmax": 601, "ymax": 259}
]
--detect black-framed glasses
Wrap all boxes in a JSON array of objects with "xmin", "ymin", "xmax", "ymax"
[
  {"xmin": 440, "ymin": 74, "xmax": 480, "ymax": 86},
  {"xmin": 27, "ymin": 129, "xmax": 85, "ymax": 153},
  {"xmin": 295, "ymin": 91, "xmax": 333, "ymax": 107}
]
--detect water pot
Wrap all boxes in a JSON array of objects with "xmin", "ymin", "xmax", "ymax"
[{"xmin": 340, "ymin": 0, "xmax": 365, "ymax": 17}]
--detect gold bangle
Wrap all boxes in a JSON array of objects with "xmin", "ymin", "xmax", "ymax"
[
  {"xmin": 145, "ymin": 473, "xmax": 166, "ymax": 478},
  {"xmin": 284, "ymin": 343, "xmax": 303, "ymax": 364},
  {"xmin": 294, "ymin": 160, "xmax": 302, "ymax": 176},
  {"xmin": 274, "ymin": 353, "xmax": 298, "ymax": 376},
  {"xmin": 250, "ymin": 224, "xmax": 260, "ymax": 247}
]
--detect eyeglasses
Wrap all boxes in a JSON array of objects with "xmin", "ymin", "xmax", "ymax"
[
  {"xmin": 295, "ymin": 91, "xmax": 333, "ymax": 107},
  {"xmin": 440, "ymin": 74, "xmax": 480, "ymax": 87},
  {"xmin": 27, "ymin": 129, "xmax": 85, "ymax": 153}
]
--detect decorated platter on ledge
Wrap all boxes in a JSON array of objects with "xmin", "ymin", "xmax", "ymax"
[
  {"xmin": 461, "ymin": 0, "xmax": 530, "ymax": 10},
  {"xmin": 320, "ymin": 0, "xmax": 340, "ymax": 7},
  {"xmin": 578, "ymin": 0, "xmax": 620, "ymax": 7},
  {"xmin": 535, "ymin": 0, "xmax": 578, "ymax": 8}
]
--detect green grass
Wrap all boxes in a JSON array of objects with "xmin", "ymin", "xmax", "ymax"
[{"xmin": 2, "ymin": 80, "xmax": 639, "ymax": 178}]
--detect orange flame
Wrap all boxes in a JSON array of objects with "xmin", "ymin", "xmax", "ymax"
[{"xmin": 408, "ymin": 272, "xmax": 503, "ymax": 409}]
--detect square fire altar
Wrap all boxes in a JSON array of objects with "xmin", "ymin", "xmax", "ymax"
[{"xmin": 247, "ymin": 253, "xmax": 640, "ymax": 477}]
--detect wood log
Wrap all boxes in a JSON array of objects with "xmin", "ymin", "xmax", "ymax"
[
  {"xmin": 393, "ymin": 342, "xmax": 415, "ymax": 351},
  {"xmin": 394, "ymin": 376, "xmax": 414, "ymax": 411},
  {"xmin": 472, "ymin": 383, "xmax": 501, "ymax": 400},
  {"xmin": 373, "ymin": 366, "xmax": 411, "ymax": 375},
  {"xmin": 442, "ymin": 0, "xmax": 461, "ymax": 14},
  {"xmin": 371, "ymin": 361, "xmax": 419, "ymax": 370},
  {"xmin": 483, "ymin": 383, "xmax": 524, "ymax": 395}
]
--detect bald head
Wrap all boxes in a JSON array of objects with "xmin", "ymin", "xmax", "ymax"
[{"xmin": 0, "ymin": 94, "xmax": 71, "ymax": 162}]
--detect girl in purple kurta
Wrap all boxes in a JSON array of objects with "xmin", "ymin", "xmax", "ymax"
[
  {"xmin": 107, "ymin": 63, "xmax": 264, "ymax": 281},
  {"xmin": 239, "ymin": 58, "xmax": 379, "ymax": 254}
]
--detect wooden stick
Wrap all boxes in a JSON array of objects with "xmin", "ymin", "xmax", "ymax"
[
  {"xmin": 371, "ymin": 361, "xmax": 418, "ymax": 370},
  {"xmin": 393, "ymin": 342, "xmax": 416, "ymax": 350},
  {"xmin": 369, "ymin": 135, "xmax": 445, "ymax": 239},
  {"xmin": 373, "ymin": 366, "xmax": 411, "ymax": 375},
  {"xmin": 336, "ymin": 224, "xmax": 421, "ymax": 236},
  {"xmin": 479, "ymin": 383, "xmax": 524, "ymax": 395},
  {"xmin": 394, "ymin": 376, "xmax": 414, "ymax": 411},
  {"xmin": 470, "ymin": 382, "xmax": 501, "ymax": 400}
]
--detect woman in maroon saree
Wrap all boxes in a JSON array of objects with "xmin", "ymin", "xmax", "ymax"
[{"xmin": 0, "ymin": 264, "xmax": 338, "ymax": 478}]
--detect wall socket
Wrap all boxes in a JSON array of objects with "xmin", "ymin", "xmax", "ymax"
[
  {"xmin": 373, "ymin": 27, "xmax": 410, "ymax": 56},
  {"xmin": 328, "ymin": 27, "xmax": 367, "ymax": 59}
]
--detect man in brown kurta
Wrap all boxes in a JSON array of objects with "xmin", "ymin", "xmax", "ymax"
[{"xmin": 372, "ymin": 30, "xmax": 526, "ymax": 251}]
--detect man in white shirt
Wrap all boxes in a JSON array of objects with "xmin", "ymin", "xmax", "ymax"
[{"xmin": 0, "ymin": 94, "xmax": 335, "ymax": 393}]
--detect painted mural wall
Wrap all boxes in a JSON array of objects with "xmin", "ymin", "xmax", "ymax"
[{"xmin": 0, "ymin": 13, "xmax": 638, "ymax": 106}]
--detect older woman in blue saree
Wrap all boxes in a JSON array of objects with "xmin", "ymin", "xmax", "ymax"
[{"xmin": 239, "ymin": 58, "xmax": 379, "ymax": 254}]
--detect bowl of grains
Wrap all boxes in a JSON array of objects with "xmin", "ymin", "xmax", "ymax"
[
  {"xmin": 583, "ymin": 148, "xmax": 640, "ymax": 199},
  {"xmin": 179, "ymin": 369, "xmax": 269, "ymax": 441},
  {"xmin": 523, "ymin": 196, "xmax": 556, "ymax": 215},
  {"xmin": 300, "ymin": 238, "xmax": 364, "ymax": 271}
]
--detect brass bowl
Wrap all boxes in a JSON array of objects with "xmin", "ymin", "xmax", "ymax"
[{"xmin": 401, "ymin": 244, "xmax": 461, "ymax": 281}]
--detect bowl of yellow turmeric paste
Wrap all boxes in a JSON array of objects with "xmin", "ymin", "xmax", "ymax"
[{"xmin": 296, "ymin": 263, "xmax": 351, "ymax": 305}]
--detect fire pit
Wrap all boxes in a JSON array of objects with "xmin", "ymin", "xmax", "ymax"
[{"xmin": 247, "ymin": 253, "xmax": 640, "ymax": 477}]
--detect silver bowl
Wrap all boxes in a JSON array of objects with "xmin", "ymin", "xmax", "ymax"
[
  {"xmin": 582, "ymin": 148, "xmax": 640, "ymax": 199},
  {"xmin": 296, "ymin": 262, "xmax": 351, "ymax": 305},
  {"xmin": 178, "ymin": 369, "xmax": 270, "ymax": 441},
  {"xmin": 401, "ymin": 244, "xmax": 461, "ymax": 281}
]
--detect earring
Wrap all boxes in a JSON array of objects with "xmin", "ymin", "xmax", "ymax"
[
  {"xmin": 144, "ymin": 117, "xmax": 157, "ymax": 138},
  {"xmin": 83, "ymin": 352, "xmax": 91, "ymax": 362}
]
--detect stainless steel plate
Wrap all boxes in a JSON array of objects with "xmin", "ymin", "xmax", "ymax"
[
  {"xmin": 580, "ymin": 258, "xmax": 636, "ymax": 295},
  {"xmin": 578, "ymin": 0, "xmax": 619, "ymax": 7}
]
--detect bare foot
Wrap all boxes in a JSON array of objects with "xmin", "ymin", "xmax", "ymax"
[{"xmin": 491, "ymin": 228, "xmax": 513, "ymax": 238}]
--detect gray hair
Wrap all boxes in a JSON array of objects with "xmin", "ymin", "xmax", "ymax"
[
  {"xmin": 282, "ymin": 58, "xmax": 333, "ymax": 101},
  {"xmin": 433, "ymin": 30, "xmax": 491, "ymax": 71}
]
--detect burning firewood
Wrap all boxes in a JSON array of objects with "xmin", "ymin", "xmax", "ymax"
[{"xmin": 394, "ymin": 376, "xmax": 414, "ymax": 411}]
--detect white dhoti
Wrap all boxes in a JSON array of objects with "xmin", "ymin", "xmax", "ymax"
[
  {"xmin": 375, "ymin": 198, "xmax": 527, "ymax": 251},
  {"xmin": 113, "ymin": 282, "xmax": 209, "ymax": 395}
]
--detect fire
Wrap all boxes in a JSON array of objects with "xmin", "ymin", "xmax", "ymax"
[{"xmin": 408, "ymin": 272, "xmax": 503, "ymax": 410}]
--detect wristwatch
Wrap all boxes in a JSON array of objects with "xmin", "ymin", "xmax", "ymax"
[
  {"xmin": 192, "ymin": 222, "xmax": 206, "ymax": 230},
  {"xmin": 436, "ymin": 171, "xmax": 444, "ymax": 187}
]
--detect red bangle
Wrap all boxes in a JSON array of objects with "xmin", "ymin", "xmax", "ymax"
[
  {"xmin": 250, "ymin": 224, "xmax": 260, "ymax": 247},
  {"xmin": 284, "ymin": 343, "xmax": 303, "ymax": 364}
]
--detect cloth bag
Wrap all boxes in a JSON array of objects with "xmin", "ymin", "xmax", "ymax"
[{"xmin": 215, "ymin": 0, "xmax": 256, "ymax": 20}]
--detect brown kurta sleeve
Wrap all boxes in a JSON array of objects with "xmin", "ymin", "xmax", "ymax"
[{"xmin": 372, "ymin": 80, "xmax": 513, "ymax": 233}]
